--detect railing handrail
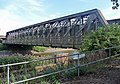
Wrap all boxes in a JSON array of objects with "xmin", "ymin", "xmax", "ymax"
[
  {"xmin": 0, "ymin": 53, "xmax": 78, "ymax": 68},
  {"xmin": 0, "ymin": 46, "xmax": 120, "ymax": 84}
]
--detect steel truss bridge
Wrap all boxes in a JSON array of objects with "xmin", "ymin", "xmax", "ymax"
[{"xmin": 4, "ymin": 9, "xmax": 109, "ymax": 48}]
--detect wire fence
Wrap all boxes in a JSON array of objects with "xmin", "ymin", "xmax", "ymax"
[{"xmin": 0, "ymin": 46, "xmax": 120, "ymax": 84}]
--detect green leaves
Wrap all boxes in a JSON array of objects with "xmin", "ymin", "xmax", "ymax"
[{"xmin": 80, "ymin": 25, "xmax": 120, "ymax": 52}]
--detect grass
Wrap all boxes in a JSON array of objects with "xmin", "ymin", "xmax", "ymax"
[{"xmin": 32, "ymin": 46, "xmax": 47, "ymax": 52}]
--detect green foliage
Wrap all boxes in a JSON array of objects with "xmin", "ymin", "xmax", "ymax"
[
  {"xmin": 11, "ymin": 74, "xmax": 16, "ymax": 83},
  {"xmin": 32, "ymin": 46, "xmax": 47, "ymax": 52},
  {"xmin": 80, "ymin": 25, "xmax": 120, "ymax": 52},
  {"xmin": 0, "ymin": 43, "xmax": 7, "ymax": 51},
  {"xmin": 0, "ymin": 56, "xmax": 107, "ymax": 84},
  {"xmin": 40, "ymin": 81, "xmax": 50, "ymax": 84},
  {"xmin": 0, "ymin": 55, "xmax": 33, "ymax": 73},
  {"xmin": 0, "ymin": 56, "xmax": 32, "ymax": 65},
  {"xmin": 0, "ymin": 80, "xmax": 2, "ymax": 84}
]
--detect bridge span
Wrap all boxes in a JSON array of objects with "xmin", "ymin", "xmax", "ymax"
[{"xmin": 3, "ymin": 9, "xmax": 108, "ymax": 49}]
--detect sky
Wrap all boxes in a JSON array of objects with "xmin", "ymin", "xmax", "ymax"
[{"xmin": 0, "ymin": 0, "xmax": 120, "ymax": 35}]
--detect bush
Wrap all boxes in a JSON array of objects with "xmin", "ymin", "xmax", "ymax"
[
  {"xmin": 0, "ymin": 55, "xmax": 34, "ymax": 73},
  {"xmin": 32, "ymin": 46, "xmax": 47, "ymax": 52},
  {"xmin": 0, "ymin": 55, "xmax": 32, "ymax": 65},
  {"xmin": 80, "ymin": 25, "xmax": 120, "ymax": 52},
  {"xmin": 0, "ymin": 43, "xmax": 7, "ymax": 51}
]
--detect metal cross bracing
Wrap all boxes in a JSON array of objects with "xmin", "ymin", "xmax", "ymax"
[
  {"xmin": 4, "ymin": 9, "xmax": 108, "ymax": 49},
  {"xmin": 107, "ymin": 18, "xmax": 120, "ymax": 25}
]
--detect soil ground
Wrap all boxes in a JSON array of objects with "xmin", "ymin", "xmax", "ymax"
[
  {"xmin": 61, "ymin": 57, "xmax": 120, "ymax": 84},
  {"xmin": 31, "ymin": 48, "xmax": 74, "ymax": 55}
]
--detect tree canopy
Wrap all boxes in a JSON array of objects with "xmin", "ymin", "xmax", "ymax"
[{"xmin": 80, "ymin": 25, "xmax": 120, "ymax": 52}]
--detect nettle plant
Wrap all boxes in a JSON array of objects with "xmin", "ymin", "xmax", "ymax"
[{"xmin": 80, "ymin": 24, "xmax": 120, "ymax": 52}]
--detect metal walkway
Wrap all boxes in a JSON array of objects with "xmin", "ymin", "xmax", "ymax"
[{"xmin": 4, "ymin": 9, "xmax": 108, "ymax": 48}]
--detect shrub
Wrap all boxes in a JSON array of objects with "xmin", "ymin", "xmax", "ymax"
[
  {"xmin": 0, "ymin": 55, "xmax": 32, "ymax": 65},
  {"xmin": 0, "ymin": 55, "xmax": 34, "ymax": 73},
  {"xmin": 0, "ymin": 43, "xmax": 7, "ymax": 51},
  {"xmin": 80, "ymin": 25, "xmax": 120, "ymax": 52}
]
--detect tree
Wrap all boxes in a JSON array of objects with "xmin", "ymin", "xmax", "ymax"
[
  {"xmin": 80, "ymin": 25, "xmax": 120, "ymax": 52},
  {"xmin": 111, "ymin": 0, "xmax": 119, "ymax": 9}
]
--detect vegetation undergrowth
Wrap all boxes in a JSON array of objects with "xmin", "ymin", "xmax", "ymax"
[
  {"xmin": 0, "ymin": 54, "xmax": 110, "ymax": 84},
  {"xmin": 0, "ymin": 55, "xmax": 32, "ymax": 65},
  {"xmin": 0, "ymin": 55, "xmax": 34, "ymax": 73},
  {"xmin": 0, "ymin": 43, "xmax": 7, "ymax": 51}
]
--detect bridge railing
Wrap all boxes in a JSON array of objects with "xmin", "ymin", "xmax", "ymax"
[{"xmin": 0, "ymin": 46, "xmax": 120, "ymax": 84}]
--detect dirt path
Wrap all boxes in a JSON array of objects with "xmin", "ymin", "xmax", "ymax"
[
  {"xmin": 31, "ymin": 48, "xmax": 75, "ymax": 56},
  {"xmin": 62, "ymin": 57, "xmax": 120, "ymax": 84}
]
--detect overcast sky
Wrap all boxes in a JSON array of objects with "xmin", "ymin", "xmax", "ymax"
[{"xmin": 0, "ymin": 0, "xmax": 120, "ymax": 35}]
